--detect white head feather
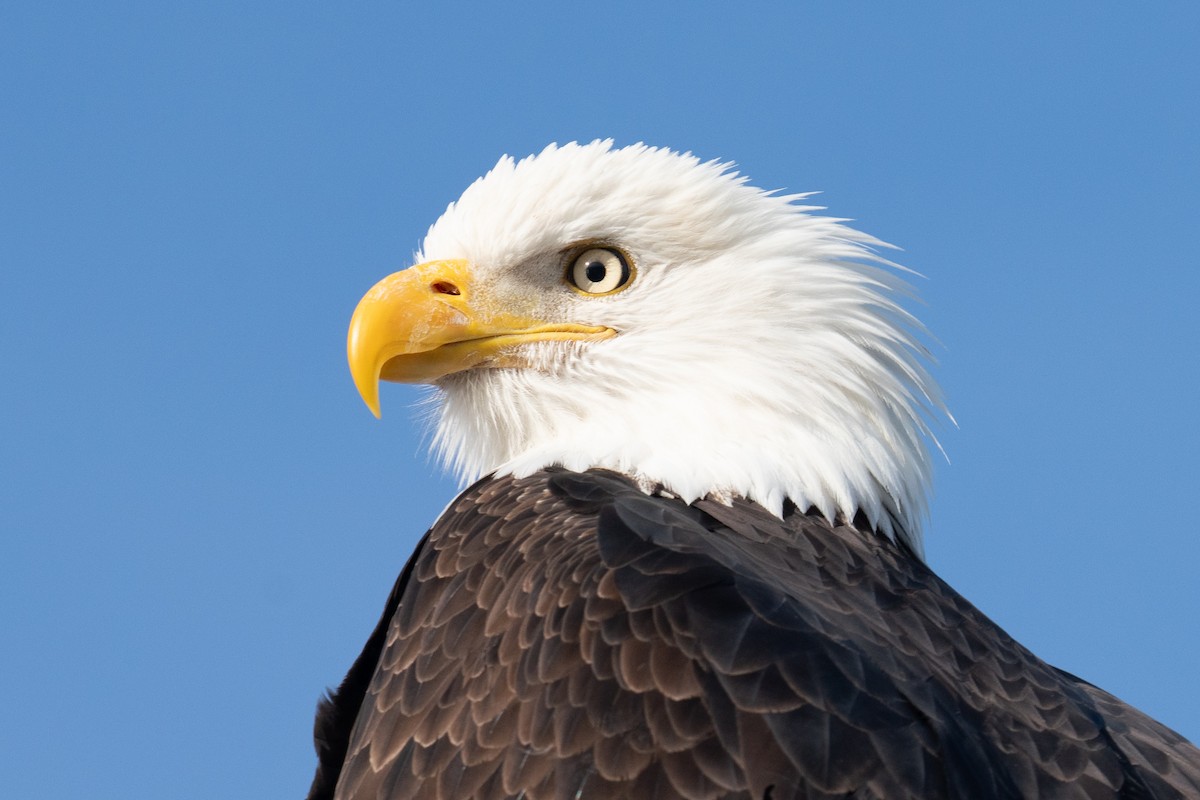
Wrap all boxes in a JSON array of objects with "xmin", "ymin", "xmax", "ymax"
[{"xmin": 415, "ymin": 140, "xmax": 945, "ymax": 556}]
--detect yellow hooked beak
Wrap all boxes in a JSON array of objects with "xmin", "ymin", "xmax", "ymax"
[{"xmin": 347, "ymin": 259, "xmax": 614, "ymax": 417}]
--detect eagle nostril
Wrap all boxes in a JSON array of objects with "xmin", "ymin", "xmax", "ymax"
[{"xmin": 431, "ymin": 280, "xmax": 461, "ymax": 296}]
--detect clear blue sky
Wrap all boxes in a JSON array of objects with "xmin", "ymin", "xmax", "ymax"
[{"xmin": 3, "ymin": 3, "xmax": 1197, "ymax": 797}]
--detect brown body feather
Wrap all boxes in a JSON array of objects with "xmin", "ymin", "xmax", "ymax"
[{"xmin": 309, "ymin": 469, "xmax": 1200, "ymax": 799}]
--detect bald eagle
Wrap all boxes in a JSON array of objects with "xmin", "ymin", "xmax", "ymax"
[{"xmin": 309, "ymin": 142, "xmax": 1200, "ymax": 799}]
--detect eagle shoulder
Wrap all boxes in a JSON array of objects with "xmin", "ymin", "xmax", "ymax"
[{"xmin": 312, "ymin": 469, "xmax": 1200, "ymax": 800}]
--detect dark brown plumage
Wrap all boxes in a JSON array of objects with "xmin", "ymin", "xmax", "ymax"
[{"xmin": 308, "ymin": 469, "xmax": 1200, "ymax": 799}]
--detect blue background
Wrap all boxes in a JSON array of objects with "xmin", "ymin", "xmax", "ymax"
[{"xmin": 3, "ymin": 3, "xmax": 1197, "ymax": 797}]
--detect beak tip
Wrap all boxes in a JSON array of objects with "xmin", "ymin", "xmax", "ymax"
[
  {"xmin": 349, "ymin": 359, "xmax": 384, "ymax": 419},
  {"xmin": 352, "ymin": 374, "xmax": 383, "ymax": 419}
]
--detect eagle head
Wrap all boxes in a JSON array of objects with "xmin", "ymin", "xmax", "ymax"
[{"xmin": 347, "ymin": 141, "xmax": 944, "ymax": 555}]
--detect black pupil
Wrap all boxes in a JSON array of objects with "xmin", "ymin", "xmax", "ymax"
[{"xmin": 584, "ymin": 261, "xmax": 607, "ymax": 284}]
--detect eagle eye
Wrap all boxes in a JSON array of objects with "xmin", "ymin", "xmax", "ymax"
[{"xmin": 566, "ymin": 247, "xmax": 633, "ymax": 296}]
